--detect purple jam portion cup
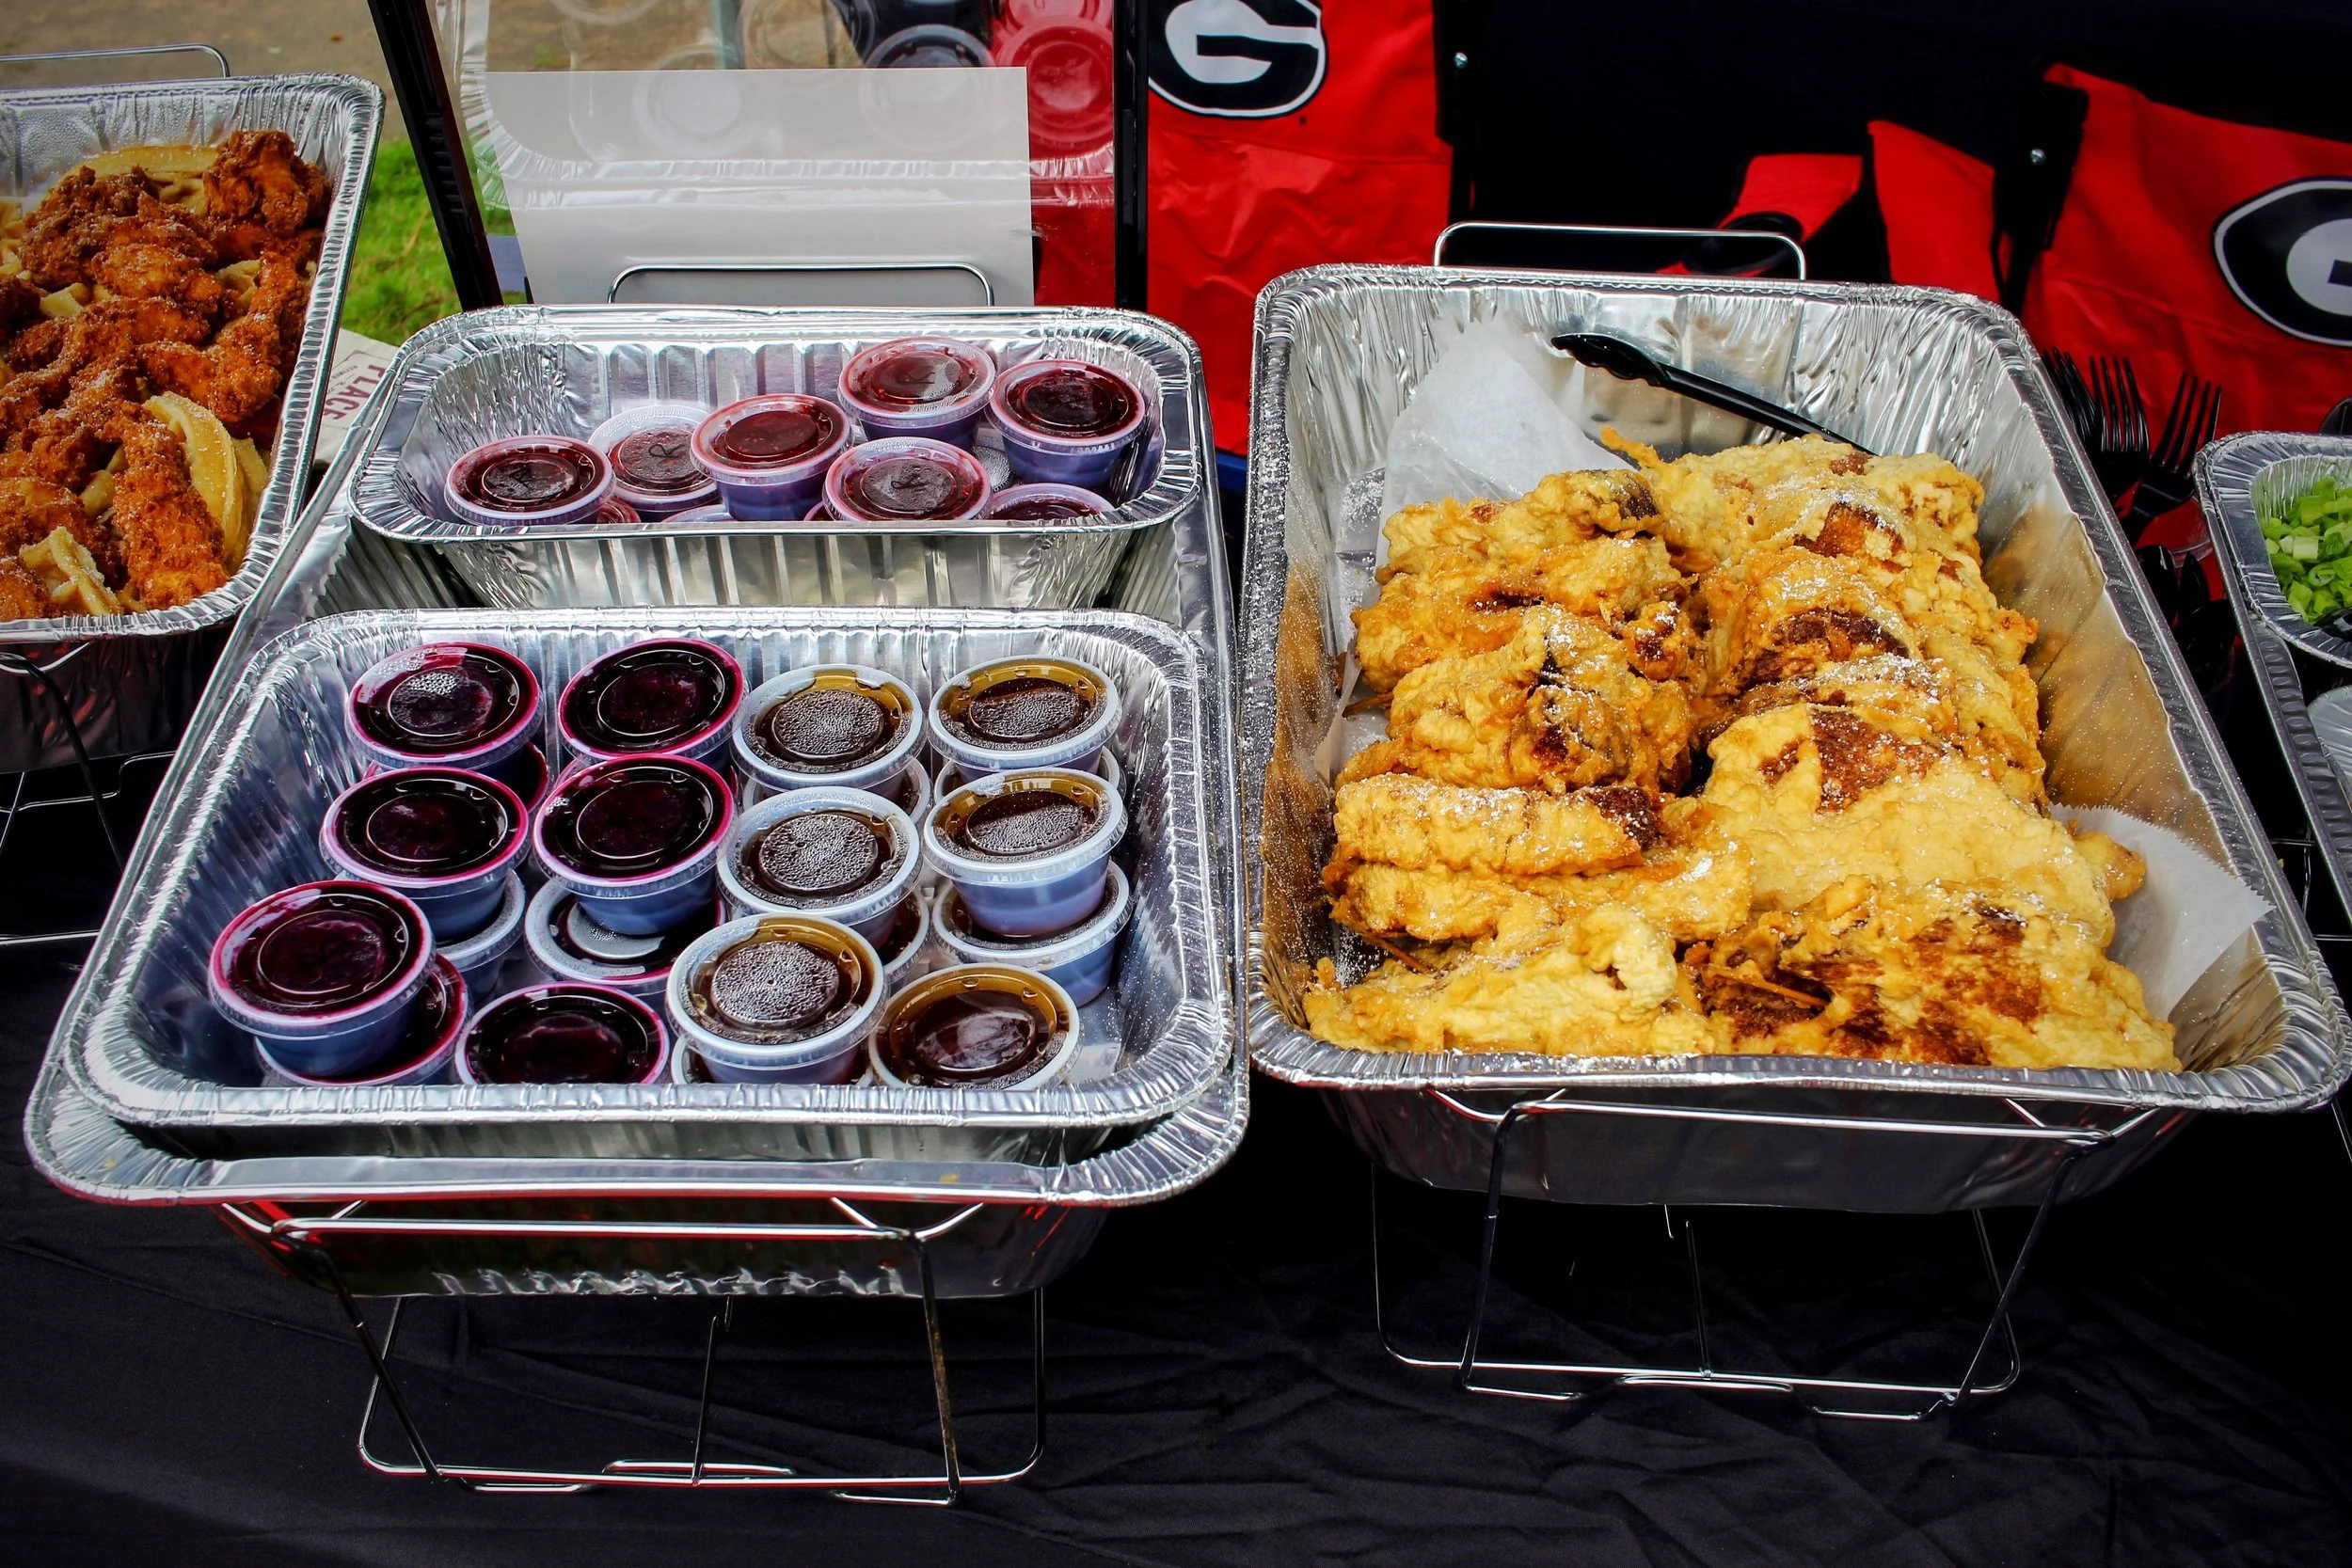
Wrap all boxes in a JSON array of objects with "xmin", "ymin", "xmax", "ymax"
[
  {"xmin": 589, "ymin": 402, "xmax": 720, "ymax": 516},
  {"xmin": 443, "ymin": 435, "xmax": 614, "ymax": 528},
  {"xmin": 837, "ymin": 336, "xmax": 996, "ymax": 450},
  {"xmin": 207, "ymin": 880, "xmax": 437, "ymax": 1081},
  {"xmin": 532, "ymin": 754, "xmax": 735, "ymax": 937},
  {"xmin": 986, "ymin": 357, "xmax": 1148, "ymax": 491},
  {"xmin": 691, "ymin": 393, "xmax": 853, "ymax": 521},
  {"xmin": 457, "ymin": 982, "xmax": 670, "ymax": 1085},
  {"xmin": 557, "ymin": 639, "xmax": 743, "ymax": 769},
  {"xmin": 347, "ymin": 641, "xmax": 542, "ymax": 781},
  {"xmin": 319, "ymin": 767, "xmax": 530, "ymax": 941},
  {"xmin": 258, "ymin": 955, "xmax": 468, "ymax": 1088},
  {"xmin": 440, "ymin": 871, "xmax": 528, "ymax": 1001},
  {"xmin": 522, "ymin": 878, "xmax": 716, "ymax": 1002},
  {"xmin": 821, "ymin": 436, "xmax": 993, "ymax": 525},
  {"xmin": 919, "ymin": 768, "xmax": 1127, "ymax": 939},
  {"xmin": 984, "ymin": 482, "xmax": 1112, "ymax": 521}
]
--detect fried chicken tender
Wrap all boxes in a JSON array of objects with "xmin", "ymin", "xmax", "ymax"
[
  {"xmin": 1379, "ymin": 467, "xmax": 1661, "ymax": 575},
  {"xmin": 1690, "ymin": 878, "xmax": 2177, "ymax": 1070},
  {"xmin": 1330, "ymin": 798, "xmax": 1755, "ymax": 944},
  {"xmin": 17, "ymin": 169, "xmax": 215, "ymax": 290},
  {"xmin": 1327, "ymin": 774, "xmax": 1663, "ymax": 880},
  {"xmin": 1305, "ymin": 903, "xmax": 1719, "ymax": 1057},
  {"xmin": 1341, "ymin": 608, "xmax": 1699, "ymax": 793},
  {"xmin": 88, "ymin": 241, "xmax": 228, "ymax": 318},
  {"xmin": 1354, "ymin": 532, "xmax": 1688, "ymax": 689},
  {"xmin": 137, "ymin": 307, "xmax": 282, "ymax": 426},
  {"xmin": 109, "ymin": 414, "xmax": 227, "ymax": 608},
  {"xmin": 202, "ymin": 132, "xmax": 329, "ymax": 254}
]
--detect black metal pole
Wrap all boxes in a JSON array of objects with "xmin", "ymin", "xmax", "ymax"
[
  {"xmin": 1113, "ymin": 0, "xmax": 1149, "ymax": 310},
  {"xmin": 366, "ymin": 0, "xmax": 503, "ymax": 311}
]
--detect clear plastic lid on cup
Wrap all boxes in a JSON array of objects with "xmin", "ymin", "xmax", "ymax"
[
  {"xmin": 822, "ymin": 436, "xmax": 993, "ymax": 525},
  {"xmin": 208, "ymin": 880, "xmax": 437, "ymax": 1081},
  {"xmin": 927, "ymin": 653, "xmax": 1120, "ymax": 776},
  {"xmin": 319, "ymin": 767, "xmax": 531, "ymax": 941},
  {"xmin": 589, "ymin": 402, "xmax": 720, "ymax": 516},
  {"xmin": 866, "ymin": 963, "xmax": 1079, "ymax": 1090},
  {"xmin": 987, "ymin": 358, "xmax": 1148, "ymax": 490},
  {"xmin": 718, "ymin": 785, "xmax": 921, "ymax": 940},
  {"xmin": 921, "ymin": 768, "xmax": 1127, "ymax": 938},
  {"xmin": 985, "ymin": 483, "xmax": 1112, "ymax": 521},
  {"xmin": 733, "ymin": 663, "xmax": 925, "ymax": 799},
  {"xmin": 443, "ymin": 435, "xmax": 614, "ymax": 528},
  {"xmin": 457, "ymin": 982, "xmax": 670, "ymax": 1085},
  {"xmin": 348, "ymin": 641, "xmax": 541, "ymax": 778},
  {"xmin": 935, "ymin": 860, "xmax": 1129, "ymax": 1006},
  {"xmin": 837, "ymin": 337, "xmax": 996, "ymax": 448},
  {"xmin": 666, "ymin": 913, "xmax": 884, "ymax": 1084},
  {"xmin": 691, "ymin": 393, "xmax": 853, "ymax": 520},
  {"xmin": 532, "ymin": 754, "xmax": 735, "ymax": 938},
  {"xmin": 259, "ymin": 955, "xmax": 468, "ymax": 1089},
  {"xmin": 558, "ymin": 639, "xmax": 743, "ymax": 768}
]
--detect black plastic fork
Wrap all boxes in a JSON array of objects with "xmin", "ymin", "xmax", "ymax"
[{"xmin": 2123, "ymin": 373, "xmax": 2222, "ymax": 531}]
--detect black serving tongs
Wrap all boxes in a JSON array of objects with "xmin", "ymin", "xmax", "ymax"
[{"xmin": 1551, "ymin": 332, "xmax": 1874, "ymax": 455}]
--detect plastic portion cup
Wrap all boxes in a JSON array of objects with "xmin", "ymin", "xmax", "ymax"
[
  {"xmin": 319, "ymin": 767, "xmax": 530, "ymax": 941},
  {"xmin": 837, "ymin": 337, "xmax": 996, "ymax": 449},
  {"xmin": 443, "ymin": 435, "xmax": 614, "ymax": 528},
  {"xmin": 732, "ymin": 663, "xmax": 925, "ymax": 800},
  {"xmin": 256, "ymin": 954, "xmax": 468, "ymax": 1088},
  {"xmin": 691, "ymin": 393, "xmax": 853, "ymax": 520},
  {"xmin": 457, "ymin": 982, "xmax": 670, "ymax": 1085},
  {"xmin": 347, "ymin": 641, "xmax": 541, "ymax": 781},
  {"xmin": 934, "ymin": 859, "xmax": 1129, "ymax": 1006},
  {"xmin": 523, "ymin": 878, "xmax": 716, "ymax": 1002},
  {"xmin": 558, "ymin": 639, "xmax": 743, "ymax": 768},
  {"xmin": 927, "ymin": 654, "xmax": 1120, "ymax": 777},
  {"xmin": 984, "ymin": 482, "xmax": 1112, "ymax": 521},
  {"xmin": 921, "ymin": 768, "xmax": 1127, "ymax": 938},
  {"xmin": 866, "ymin": 963, "xmax": 1079, "ymax": 1090},
  {"xmin": 718, "ymin": 786, "xmax": 921, "ymax": 940},
  {"xmin": 873, "ymin": 889, "xmax": 933, "ymax": 991},
  {"xmin": 986, "ymin": 357, "xmax": 1148, "ymax": 490},
  {"xmin": 937, "ymin": 745, "xmax": 1120, "ymax": 806},
  {"xmin": 441, "ymin": 871, "xmax": 528, "ymax": 1002},
  {"xmin": 532, "ymin": 754, "xmax": 734, "ymax": 937},
  {"xmin": 208, "ymin": 880, "xmax": 437, "ymax": 1081},
  {"xmin": 666, "ymin": 913, "xmax": 884, "ymax": 1085},
  {"xmin": 589, "ymin": 402, "xmax": 720, "ymax": 516},
  {"xmin": 821, "ymin": 436, "xmax": 992, "ymax": 525}
]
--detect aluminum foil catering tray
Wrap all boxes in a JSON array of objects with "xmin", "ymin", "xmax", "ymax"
[
  {"xmin": 1241, "ymin": 266, "xmax": 2350, "ymax": 1212},
  {"xmin": 27, "ymin": 1042, "xmax": 1248, "ymax": 1299},
  {"xmin": 58, "ymin": 605, "xmax": 1230, "ymax": 1160},
  {"xmin": 0, "ymin": 74, "xmax": 381, "ymax": 774},
  {"xmin": 2201, "ymin": 433, "xmax": 2352, "ymax": 919},
  {"xmin": 348, "ymin": 307, "xmax": 1208, "ymax": 613}
]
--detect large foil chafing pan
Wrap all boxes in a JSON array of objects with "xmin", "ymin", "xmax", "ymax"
[
  {"xmin": 57, "ymin": 606, "xmax": 1229, "ymax": 1161},
  {"xmin": 1242, "ymin": 265, "xmax": 2350, "ymax": 1213},
  {"xmin": 27, "ymin": 1042, "xmax": 1247, "ymax": 1299},
  {"xmin": 2201, "ymin": 433, "xmax": 2352, "ymax": 917},
  {"xmin": 0, "ymin": 74, "xmax": 381, "ymax": 773},
  {"xmin": 347, "ymin": 307, "xmax": 1209, "ymax": 614}
]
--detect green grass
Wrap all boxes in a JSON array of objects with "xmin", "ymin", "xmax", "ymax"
[{"xmin": 340, "ymin": 137, "xmax": 464, "ymax": 344}]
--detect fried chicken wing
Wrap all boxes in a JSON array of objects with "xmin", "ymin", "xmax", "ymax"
[
  {"xmin": 110, "ymin": 414, "xmax": 227, "ymax": 609},
  {"xmin": 1341, "ymin": 608, "xmax": 1698, "ymax": 793},
  {"xmin": 202, "ymin": 132, "xmax": 329, "ymax": 243}
]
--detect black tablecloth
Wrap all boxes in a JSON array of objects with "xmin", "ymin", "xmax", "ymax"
[{"xmin": 8, "ymin": 934, "xmax": 2352, "ymax": 1567}]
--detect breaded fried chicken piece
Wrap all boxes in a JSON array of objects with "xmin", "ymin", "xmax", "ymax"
[
  {"xmin": 109, "ymin": 414, "xmax": 227, "ymax": 608},
  {"xmin": 1690, "ymin": 878, "xmax": 2176, "ymax": 1070},
  {"xmin": 16, "ymin": 169, "xmax": 215, "ymax": 289},
  {"xmin": 137, "ymin": 307, "xmax": 282, "ymax": 426},
  {"xmin": 1380, "ymin": 467, "xmax": 1660, "ymax": 575},
  {"xmin": 1341, "ymin": 608, "xmax": 1699, "ymax": 794},
  {"xmin": 88, "ymin": 241, "xmax": 228, "ymax": 318},
  {"xmin": 0, "ymin": 556, "xmax": 53, "ymax": 620},
  {"xmin": 202, "ymin": 132, "xmax": 329, "ymax": 257},
  {"xmin": 0, "ymin": 473, "xmax": 122, "ymax": 588},
  {"xmin": 1354, "ymin": 532, "xmax": 1687, "ymax": 690},
  {"xmin": 1305, "ymin": 903, "xmax": 1719, "ymax": 1057},
  {"xmin": 1327, "ymin": 774, "xmax": 1664, "ymax": 881}
]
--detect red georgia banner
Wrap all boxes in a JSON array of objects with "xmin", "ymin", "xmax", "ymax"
[
  {"xmin": 1147, "ymin": 0, "xmax": 1452, "ymax": 450},
  {"xmin": 2025, "ymin": 63, "xmax": 2352, "ymax": 438}
]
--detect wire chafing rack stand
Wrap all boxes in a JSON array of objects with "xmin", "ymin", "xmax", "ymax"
[
  {"xmin": 0, "ymin": 648, "xmax": 142, "ymax": 950},
  {"xmin": 1368, "ymin": 1092, "xmax": 2159, "ymax": 1420},
  {"xmin": 220, "ymin": 1199, "xmax": 1046, "ymax": 1501}
]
